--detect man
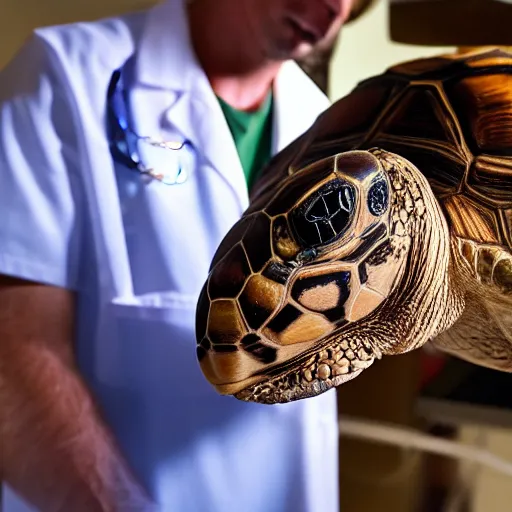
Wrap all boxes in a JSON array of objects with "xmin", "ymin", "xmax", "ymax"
[{"xmin": 0, "ymin": 0, "xmax": 362, "ymax": 511}]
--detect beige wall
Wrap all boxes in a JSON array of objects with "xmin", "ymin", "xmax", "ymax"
[
  {"xmin": 328, "ymin": 0, "xmax": 454, "ymax": 101},
  {"xmin": 0, "ymin": 0, "xmax": 157, "ymax": 69}
]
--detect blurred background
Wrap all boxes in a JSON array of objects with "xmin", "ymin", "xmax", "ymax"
[{"xmin": 1, "ymin": 1, "xmax": 512, "ymax": 511}]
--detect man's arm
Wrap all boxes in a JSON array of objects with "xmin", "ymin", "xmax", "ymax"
[{"xmin": 0, "ymin": 275, "xmax": 155, "ymax": 512}]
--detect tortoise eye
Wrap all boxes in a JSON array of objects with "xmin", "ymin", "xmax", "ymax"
[
  {"xmin": 367, "ymin": 177, "xmax": 389, "ymax": 217},
  {"xmin": 291, "ymin": 179, "xmax": 356, "ymax": 248}
]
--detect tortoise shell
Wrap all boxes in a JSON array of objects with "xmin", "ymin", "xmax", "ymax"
[
  {"xmin": 254, "ymin": 47, "xmax": 512, "ymax": 245},
  {"xmin": 196, "ymin": 48, "xmax": 512, "ymax": 404}
]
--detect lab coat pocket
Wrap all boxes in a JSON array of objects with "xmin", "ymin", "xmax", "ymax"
[{"xmin": 96, "ymin": 291, "xmax": 202, "ymax": 393}]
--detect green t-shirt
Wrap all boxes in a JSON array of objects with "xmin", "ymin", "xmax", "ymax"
[{"xmin": 217, "ymin": 92, "xmax": 273, "ymax": 191}]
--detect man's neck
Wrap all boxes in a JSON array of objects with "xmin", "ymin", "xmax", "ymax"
[{"xmin": 187, "ymin": 1, "xmax": 283, "ymax": 111}]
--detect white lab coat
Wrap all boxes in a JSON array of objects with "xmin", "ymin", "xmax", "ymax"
[{"xmin": 0, "ymin": 1, "xmax": 339, "ymax": 511}]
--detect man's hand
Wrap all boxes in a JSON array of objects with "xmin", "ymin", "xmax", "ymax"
[{"xmin": 0, "ymin": 275, "xmax": 155, "ymax": 512}]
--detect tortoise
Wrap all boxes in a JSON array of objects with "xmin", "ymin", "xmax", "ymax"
[{"xmin": 195, "ymin": 47, "xmax": 512, "ymax": 405}]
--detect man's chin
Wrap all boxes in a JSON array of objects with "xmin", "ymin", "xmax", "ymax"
[
  {"xmin": 266, "ymin": 38, "xmax": 315, "ymax": 62},
  {"xmin": 289, "ymin": 41, "xmax": 317, "ymax": 60}
]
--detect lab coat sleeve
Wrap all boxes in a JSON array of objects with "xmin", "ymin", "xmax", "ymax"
[{"xmin": 0, "ymin": 34, "xmax": 84, "ymax": 290}]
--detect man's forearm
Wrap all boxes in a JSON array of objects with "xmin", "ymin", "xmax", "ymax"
[{"xmin": 0, "ymin": 344, "xmax": 154, "ymax": 512}]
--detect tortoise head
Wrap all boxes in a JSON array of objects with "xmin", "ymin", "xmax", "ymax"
[{"xmin": 196, "ymin": 149, "xmax": 452, "ymax": 403}]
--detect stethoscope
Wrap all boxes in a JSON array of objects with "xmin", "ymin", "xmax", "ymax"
[{"xmin": 106, "ymin": 68, "xmax": 195, "ymax": 185}]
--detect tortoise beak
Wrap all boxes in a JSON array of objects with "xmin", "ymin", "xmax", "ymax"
[{"xmin": 234, "ymin": 366, "xmax": 367, "ymax": 404}]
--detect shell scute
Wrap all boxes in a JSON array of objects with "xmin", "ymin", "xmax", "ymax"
[
  {"xmin": 463, "ymin": 49, "xmax": 512, "ymax": 69},
  {"xmin": 208, "ymin": 243, "xmax": 251, "ymax": 299},
  {"xmin": 443, "ymin": 195, "xmax": 502, "ymax": 245},
  {"xmin": 242, "ymin": 213, "xmax": 272, "ymax": 273},
  {"xmin": 378, "ymin": 86, "xmax": 458, "ymax": 142},
  {"xmin": 313, "ymin": 79, "xmax": 402, "ymax": 147},
  {"xmin": 446, "ymin": 74, "xmax": 512, "ymax": 156},
  {"xmin": 469, "ymin": 155, "xmax": 512, "ymax": 206},
  {"xmin": 387, "ymin": 56, "xmax": 455, "ymax": 77},
  {"xmin": 208, "ymin": 300, "xmax": 245, "ymax": 346}
]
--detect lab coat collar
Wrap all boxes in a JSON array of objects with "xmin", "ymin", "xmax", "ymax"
[
  {"xmin": 132, "ymin": 0, "xmax": 249, "ymax": 209},
  {"xmin": 131, "ymin": 0, "xmax": 329, "ymax": 212},
  {"xmin": 134, "ymin": 0, "xmax": 197, "ymax": 92},
  {"xmin": 271, "ymin": 60, "xmax": 330, "ymax": 154}
]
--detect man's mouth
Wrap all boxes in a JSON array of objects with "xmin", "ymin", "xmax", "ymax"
[{"xmin": 286, "ymin": 16, "xmax": 323, "ymax": 45}]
